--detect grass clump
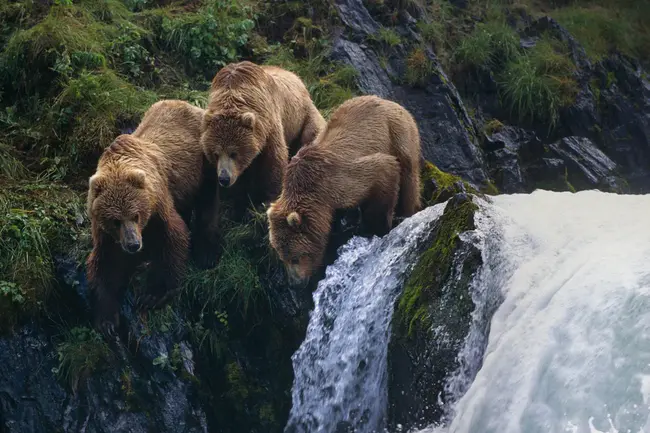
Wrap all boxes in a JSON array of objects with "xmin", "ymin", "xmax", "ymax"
[
  {"xmin": 53, "ymin": 70, "xmax": 157, "ymax": 162},
  {"xmin": 498, "ymin": 37, "xmax": 578, "ymax": 126},
  {"xmin": 370, "ymin": 27, "xmax": 402, "ymax": 50},
  {"xmin": 405, "ymin": 47, "xmax": 434, "ymax": 87},
  {"xmin": 183, "ymin": 207, "xmax": 270, "ymax": 319},
  {"xmin": 55, "ymin": 326, "xmax": 113, "ymax": 390},
  {"xmin": 454, "ymin": 19, "xmax": 520, "ymax": 70}
]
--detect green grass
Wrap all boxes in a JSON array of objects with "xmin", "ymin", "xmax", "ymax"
[
  {"xmin": 371, "ymin": 27, "xmax": 402, "ymax": 48},
  {"xmin": 553, "ymin": 3, "xmax": 650, "ymax": 64},
  {"xmin": 183, "ymin": 207, "xmax": 271, "ymax": 319},
  {"xmin": 0, "ymin": 176, "xmax": 87, "ymax": 331},
  {"xmin": 55, "ymin": 326, "xmax": 113, "ymax": 390},
  {"xmin": 454, "ymin": 19, "xmax": 520, "ymax": 69},
  {"xmin": 498, "ymin": 36, "xmax": 578, "ymax": 125}
]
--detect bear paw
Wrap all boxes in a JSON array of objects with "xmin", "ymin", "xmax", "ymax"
[{"xmin": 136, "ymin": 289, "xmax": 179, "ymax": 311}]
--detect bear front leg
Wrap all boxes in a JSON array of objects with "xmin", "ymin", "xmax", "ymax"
[
  {"xmin": 137, "ymin": 206, "xmax": 190, "ymax": 310},
  {"xmin": 258, "ymin": 129, "xmax": 289, "ymax": 204},
  {"xmin": 299, "ymin": 106, "xmax": 326, "ymax": 148},
  {"xmin": 192, "ymin": 175, "xmax": 221, "ymax": 268},
  {"xmin": 356, "ymin": 154, "xmax": 401, "ymax": 237},
  {"xmin": 87, "ymin": 241, "xmax": 134, "ymax": 338}
]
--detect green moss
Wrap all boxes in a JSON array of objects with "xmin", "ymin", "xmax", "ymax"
[
  {"xmin": 55, "ymin": 326, "xmax": 113, "ymax": 390},
  {"xmin": 396, "ymin": 197, "xmax": 478, "ymax": 335},
  {"xmin": 420, "ymin": 161, "xmax": 477, "ymax": 206},
  {"xmin": 483, "ymin": 118, "xmax": 504, "ymax": 136},
  {"xmin": 225, "ymin": 361, "xmax": 250, "ymax": 402}
]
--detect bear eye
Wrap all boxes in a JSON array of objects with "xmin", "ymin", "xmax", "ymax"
[
  {"xmin": 290, "ymin": 257, "xmax": 300, "ymax": 265},
  {"xmin": 230, "ymin": 152, "xmax": 237, "ymax": 159},
  {"xmin": 111, "ymin": 219, "xmax": 120, "ymax": 229}
]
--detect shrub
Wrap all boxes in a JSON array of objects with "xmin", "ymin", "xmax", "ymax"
[{"xmin": 158, "ymin": 0, "xmax": 255, "ymax": 78}]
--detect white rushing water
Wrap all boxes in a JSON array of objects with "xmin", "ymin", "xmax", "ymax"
[
  {"xmin": 285, "ymin": 203, "xmax": 447, "ymax": 433},
  {"xmin": 422, "ymin": 190, "xmax": 650, "ymax": 433}
]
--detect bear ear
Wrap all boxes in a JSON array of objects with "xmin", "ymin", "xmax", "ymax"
[
  {"xmin": 126, "ymin": 169, "xmax": 147, "ymax": 189},
  {"xmin": 89, "ymin": 173, "xmax": 104, "ymax": 196},
  {"xmin": 240, "ymin": 112, "xmax": 256, "ymax": 129},
  {"xmin": 266, "ymin": 202, "xmax": 276, "ymax": 218},
  {"xmin": 287, "ymin": 211, "xmax": 302, "ymax": 227}
]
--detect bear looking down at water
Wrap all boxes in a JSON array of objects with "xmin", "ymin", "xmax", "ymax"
[{"xmin": 267, "ymin": 95, "xmax": 422, "ymax": 287}]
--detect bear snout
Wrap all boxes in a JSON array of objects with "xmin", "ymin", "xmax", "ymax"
[
  {"xmin": 120, "ymin": 221, "xmax": 142, "ymax": 254},
  {"xmin": 218, "ymin": 170, "xmax": 231, "ymax": 187}
]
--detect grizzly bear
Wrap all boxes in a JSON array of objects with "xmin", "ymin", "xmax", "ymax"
[
  {"xmin": 200, "ymin": 61, "xmax": 326, "ymax": 207},
  {"xmin": 267, "ymin": 95, "xmax": 422, "ymax": 286},
  {"xmin": 86, "ymin": 99, "xmax": 219, "ymax": 336}
]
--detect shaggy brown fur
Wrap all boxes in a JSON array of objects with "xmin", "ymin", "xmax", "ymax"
[
  {"xmin": 86, "ymin": 99, "xmax": 218, "ymax": 336},
  {"xmin": 201, "ymin": 61, "xmax": 325, "ymax": 204},
  {"xmin": 267, "ymin": 95, "xmax": 422, "ymax": 286}
]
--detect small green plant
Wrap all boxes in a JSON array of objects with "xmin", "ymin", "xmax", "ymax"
[
  {"xmin": 55, "ymin": 326, "xmax": 113, "ymax": 390},
  {"xmin": 372, "ymin": 27, "xmax": 402, "ymax": 49},
  {"xmin": 405, "ymin": 47, "xmax": 434, "ymax": 87},
  {"xmin": 454, "ymin": 20, "xmax": 520, "ymax": 69}
]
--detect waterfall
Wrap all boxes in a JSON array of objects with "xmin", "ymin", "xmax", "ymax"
[
  {"xmin": 284, "ymin": 203, "xmax": 448, "ymax": 433},
  {"xmin": 420, "ymin": 190, "xmax": 650, "ymax": 433}
]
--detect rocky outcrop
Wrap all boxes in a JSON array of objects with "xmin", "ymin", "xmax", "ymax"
[
  {"xmin": 387, "ymin": 194, "xmax": 486, "ymax": 430},
  {"xmin": 331, "ymin": 0, "xmax": 489, "ymax": 186}
]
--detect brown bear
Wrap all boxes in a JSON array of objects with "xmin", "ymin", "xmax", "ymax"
[
  {"xmin": 267, "ymin": 95, "xmax": 422, "ymax": 286},
  {"xmin": 86, "ymin": 99, "xmax": 219, "ymax": 336},
  {"xmin": 200, "ymin": 61, "xmax": 326, "ymax": 207}
]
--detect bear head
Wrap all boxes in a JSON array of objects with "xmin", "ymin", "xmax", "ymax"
[
  {"xmin": 87, "ymin": 168, "xmax": 153, "ymax": 254},
  {"xmin": 267, "ymin": 200, "xmax": 332, "ymax": 287},
  {"xmin": 201, "ymin": 110, "xmax": 260, "ymax": 188}
]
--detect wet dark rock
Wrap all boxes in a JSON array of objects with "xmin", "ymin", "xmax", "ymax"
[
  {"xmin": 548, "ymin": 136, "xmax": 620, "ymax": 190},
  {"xmin": 387, "ymin": 194, "xmax": 489, "ymax": 430}
]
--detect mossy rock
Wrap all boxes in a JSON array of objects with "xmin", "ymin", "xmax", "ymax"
[
  {"xmin": 388, "ymin": 192, "xmax": 482, "ymax": 429},
  {"xmin": 420, "ymin": 161, "xmax": 479, "ymax": 206}
]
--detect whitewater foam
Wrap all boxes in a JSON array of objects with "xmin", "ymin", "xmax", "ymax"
[{"xmin": 420, "ymin": 190, "xmax": 650, "ymax": 433}]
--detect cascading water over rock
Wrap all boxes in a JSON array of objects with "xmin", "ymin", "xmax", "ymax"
[{"xmin": 284, "ymin": 203, "xmax": 448, "ymax": 433}]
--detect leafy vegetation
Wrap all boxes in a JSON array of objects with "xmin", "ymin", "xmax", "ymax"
[{"xmin": 55, "ymin": 326, "xmax": 113, "ymax": 390}]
